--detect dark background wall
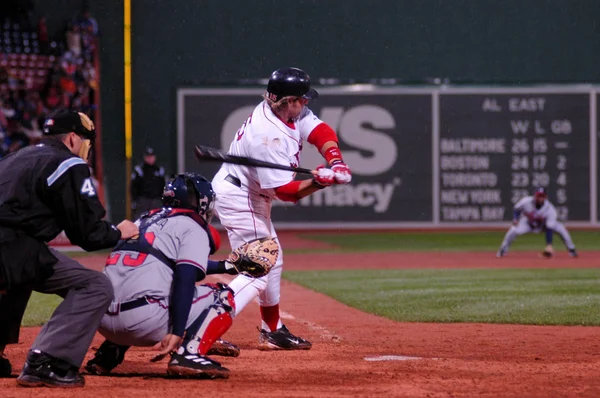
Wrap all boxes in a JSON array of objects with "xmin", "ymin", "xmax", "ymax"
[{"xmin": 35, "ymin": 0, "xmax": 600, "ymax": 221}]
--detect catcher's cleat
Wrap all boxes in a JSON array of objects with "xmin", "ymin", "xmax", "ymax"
[
  {"xmin": 84, "ymin": 340, "xmax": 129, "ymax": 375},
  {"xmin": 0, "ymin": 355, "xmax": 11, "ymax": 378},
  {"xmin": 569, "ymin": 248, "xmax": 579, "ymax": 258},
  {"xmin": 167, "ymin": 349, "xmax": 229, "ymax": 379},
  {"xmin": 258, "ymin": 325, "xmax": 312, "ymax": 351},
  {"xmin": 206, "ymin": 339, "xmax": 240, "ymax": 357},
  {"xmin": 17, "ymin": 350, "xmax": 84, "ymax": 388}
]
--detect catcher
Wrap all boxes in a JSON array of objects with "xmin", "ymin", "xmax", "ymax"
[
  {"xmin": 497, "ymin": 188, "xmax": 578, "ymax": 258},
  {"xmin": 84, "ymin": 173, "xmax": 276, "ymax": 379}
]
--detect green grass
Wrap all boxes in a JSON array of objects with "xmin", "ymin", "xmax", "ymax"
[
  {"xmin": 22, "ymin": 292, "xmax": 63, "ymax": 327},
  {"xmin": 284, "ymin": 268, "xmax": 600, "ymax": 325},
  {"xmin": 301, "ymin": 230, "xmax": 600, "ymax": 252},
  {"xmin": 20, "ymin": 232, "xmax": 600, "ymax": 328}
]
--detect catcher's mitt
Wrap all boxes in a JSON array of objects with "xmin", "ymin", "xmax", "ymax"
[
  {"xmin": 542, "ymin": 244, "xmax": 554, "ymax": 258},
  {"xmin": 227, "ymin": 237, "xmax": 279, "ymax": 278}
]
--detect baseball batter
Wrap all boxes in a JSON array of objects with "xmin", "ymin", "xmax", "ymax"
[
  {"xmin": 85, "ymin": 173, "xmax": 237, "ymax": 379},
  {"xmin": 497, "ymin": 188, "xmax": 578, "ymax": 258},
  {"xmin": 212, "ymin": 67, "xmax": 352, "ymax": 350}
]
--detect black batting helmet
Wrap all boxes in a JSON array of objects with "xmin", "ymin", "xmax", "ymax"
[{"xmin": 266, "ymin": 67, "xmax": 319, "ymax": 102}]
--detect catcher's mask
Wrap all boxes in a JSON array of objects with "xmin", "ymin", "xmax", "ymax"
[{"xmin": 162, "ymin": 173, "xmax": 215, "ymax": 223}]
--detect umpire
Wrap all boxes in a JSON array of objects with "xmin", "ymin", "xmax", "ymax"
[
  {"xmin": 130, "ymin": 147, "xmax": 166, "ymax": 219},
  {"xmin": 0, "ymin": 109, "xmax": 138, "ymax": 387}
]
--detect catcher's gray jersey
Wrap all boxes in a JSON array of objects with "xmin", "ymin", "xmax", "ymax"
[{"xmin": 103, "ymin": 215, "xmax": 210, "ymax": 302}]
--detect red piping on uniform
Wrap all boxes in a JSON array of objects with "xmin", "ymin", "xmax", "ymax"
[
  {"xmin": 176, "ymin": 259, "xmax": 205, "ymax": 271},
  {"xmin": 191, "ymin": 291, "xmax": 213, "ymax": 304},
  {"xmin": 146, "ymin": 298, "xmax": 169, "ymax": 309}
]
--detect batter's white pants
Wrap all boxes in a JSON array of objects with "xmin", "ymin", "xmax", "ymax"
[{"xmin": 212, "ymin": 171, "xmax": 284, "ymax": 318}]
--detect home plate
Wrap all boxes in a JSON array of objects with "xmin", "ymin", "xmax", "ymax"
[{"xmin": 364, "ymin": 355, "xmax": 434, "ymax": 362}]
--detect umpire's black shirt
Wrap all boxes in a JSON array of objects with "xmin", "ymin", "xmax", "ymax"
[{"xmin": 0, "ymin": 138, "xmax": 121, "ymax": 251}]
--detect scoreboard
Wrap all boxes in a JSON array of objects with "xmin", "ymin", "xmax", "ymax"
[
  {"xmin": 439, "ymin": 89, "xmax": 591, "ymax": 222},
  {"xmin": 178, "ymin": 86, "xmax": 598, "ymax": 227}
]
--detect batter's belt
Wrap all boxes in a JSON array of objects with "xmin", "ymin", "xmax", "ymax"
[{"xmin": 225, "ymin": 174, "xmax": 269, "ymax": 199}]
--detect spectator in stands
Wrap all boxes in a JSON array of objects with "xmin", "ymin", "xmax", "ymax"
[
  {"xmin": 65, "ymin": 23, "xmax": 82, "ymax": 57},
  {"xmin": 44, "ymin": 86, "xmax": 61, "ymax": 110},
  {"xmin": 1, "ymin": 120, "xmax": 29, "ymax": 158},
  {"xmin": 37, "ymin": 16, "xmax": 49, "ymax": 53},
  {"xmin": 130, "ymin": 147, "xmax": 167, "ymax": 219},
  {"xmin": 0, "ymin": 5, "xmax": 101, "ymax": 173}
]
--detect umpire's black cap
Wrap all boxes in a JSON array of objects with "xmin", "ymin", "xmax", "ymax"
[
  {"xmin": 43, "ymin": 108, "xmax": 96, "ymax": 140},
  {"xmin": 144, "ymin": 147, "xmax": 155, "ymax": 156}
]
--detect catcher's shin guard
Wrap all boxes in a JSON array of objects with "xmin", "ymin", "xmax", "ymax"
[{"xmin": 183, "ymin": 284, "xmax": 235, "ymax": 356}]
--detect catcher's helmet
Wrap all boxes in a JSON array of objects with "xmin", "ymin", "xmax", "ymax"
[
  {"xmin": 266, "ymin": 67, "xmax": 319, "ymax": 102},
  {"xmin": 162, "ymin": 173, "xmax": 215, "ymax": 222}
]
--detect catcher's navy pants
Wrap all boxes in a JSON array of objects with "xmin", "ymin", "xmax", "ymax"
[{"xmin": 0, "ymin": 249, "xmax": 113, "ymax": 367}]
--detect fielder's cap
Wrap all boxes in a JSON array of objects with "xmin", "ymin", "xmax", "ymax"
[
  {"xmin": 144, "ymin": 147, "xmax": 155, "ymax": 156},
  {"xmin": 534, "ymin": 187, "xmax": 547, "ymax": 198},
  {"xmin": 43, "ymin": 108, "xmax": 96, "ymax": 140}
]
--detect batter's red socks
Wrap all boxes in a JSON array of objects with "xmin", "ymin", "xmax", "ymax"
[{"xmin": 260, "ymin": 305, "xmax": 281, "ymax": 332}]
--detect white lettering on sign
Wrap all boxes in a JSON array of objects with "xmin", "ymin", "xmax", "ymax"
[
  {"xmin": 508, "ymin": 97, "xmax": 546, "ymax": 112},
  {"xmin": 440, "ymin": 139, "xmax": 506, "ymax": 153},
  {"xmin": 440, "ymin": 156, "xmax": 490, "ymax": 170},
  {"xmin": 277, "ymin": 178, "xmax": 403, "ymax": 213},
  {"xmin": 441, "ymin": 190, "xmax": 501, "ymax": 204},
  {"xmin": 320, "ymin": 105, "xmax": 397, "ymax": 176},
  {"xmin": 441, "ymin": 173, "xmax": 498, "ymax": 187},
  {"xmin": 482, "ymin": 98, "xmax": 502, "ymax": 112}
]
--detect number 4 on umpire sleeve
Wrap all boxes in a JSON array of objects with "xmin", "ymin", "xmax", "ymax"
[{"xmin": 81, "ymin": 178, "xmax": 97, "ymax": 197}]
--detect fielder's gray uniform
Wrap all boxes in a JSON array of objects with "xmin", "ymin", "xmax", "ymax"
[
  {"xmin": 98, "ymin": 214, "xmax": 217, "ymax": 347},
  {"xmin": 498, "ymin": 195, "xmax": 576, "ymax": 254}
]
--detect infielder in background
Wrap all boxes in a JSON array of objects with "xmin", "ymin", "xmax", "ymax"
[
  {"xmin": 212, "ymin": 66, "xmax": 352, "ymax": 350},
  {"xmin": 496, "ymin": 188, "xmax": 578, "ymax": 258},
  {"xmin": 85, "ymin": 174, "xmax": 236, "ymax": 378}
]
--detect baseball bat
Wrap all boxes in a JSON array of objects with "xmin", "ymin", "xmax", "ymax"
[{"xmin": 193, "ymin": 145, "xmax": 314, "ymax": 175}]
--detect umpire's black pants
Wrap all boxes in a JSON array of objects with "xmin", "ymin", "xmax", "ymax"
[{"xmin": 0, "ymin": 249, "xmax": 113, "ymax": 368}]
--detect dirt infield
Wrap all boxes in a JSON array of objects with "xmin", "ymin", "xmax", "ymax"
[{"xmin": 2, "ymin": 232, "xmax": 600, "ymax": 397}]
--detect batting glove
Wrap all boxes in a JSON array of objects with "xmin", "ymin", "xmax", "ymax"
[
  {"xmin": 312, "ymin": 165, "xmax": 335, "ymax": 188},
  {"xmin": 330, "ymin": 160, "xmax": 352, "ymax": 184}
]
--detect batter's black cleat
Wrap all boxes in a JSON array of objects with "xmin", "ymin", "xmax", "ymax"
[
  {"xmin": 569, "ymin": 248, "xmax": 579, "ymax": 258},
  {"xmin": 167, "ymin": 348, "xmax": 230, "ymax": 379},
  {"xmin": 206, "ymin": 339, "xmax": 240, "ymax": 357},
  {"xmin": 258, "ymin": 325, "xmax": 312, "ymax": 351},
  {"xmin": 17, "ymin": 350, "xmax": 84, "ymax": 388},
  {"xmin": 84, "ymin": 340, "xmax": 130, "ymax": 375},
  {"xmin": 0, "ymin": 355, "xmax": 11, "ymax": 378}
]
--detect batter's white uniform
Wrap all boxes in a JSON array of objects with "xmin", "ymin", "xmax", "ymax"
[
  {"xmin": 498, "ymin": 196, "xmax": 576, "ymax": 254},
  {"xmin": 98, "ymin": 214, "xmax": 217, "ymax": 347},
  {"xmin": 212, "ymin": 100, "xmax": 323, "ymax": 324}
]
